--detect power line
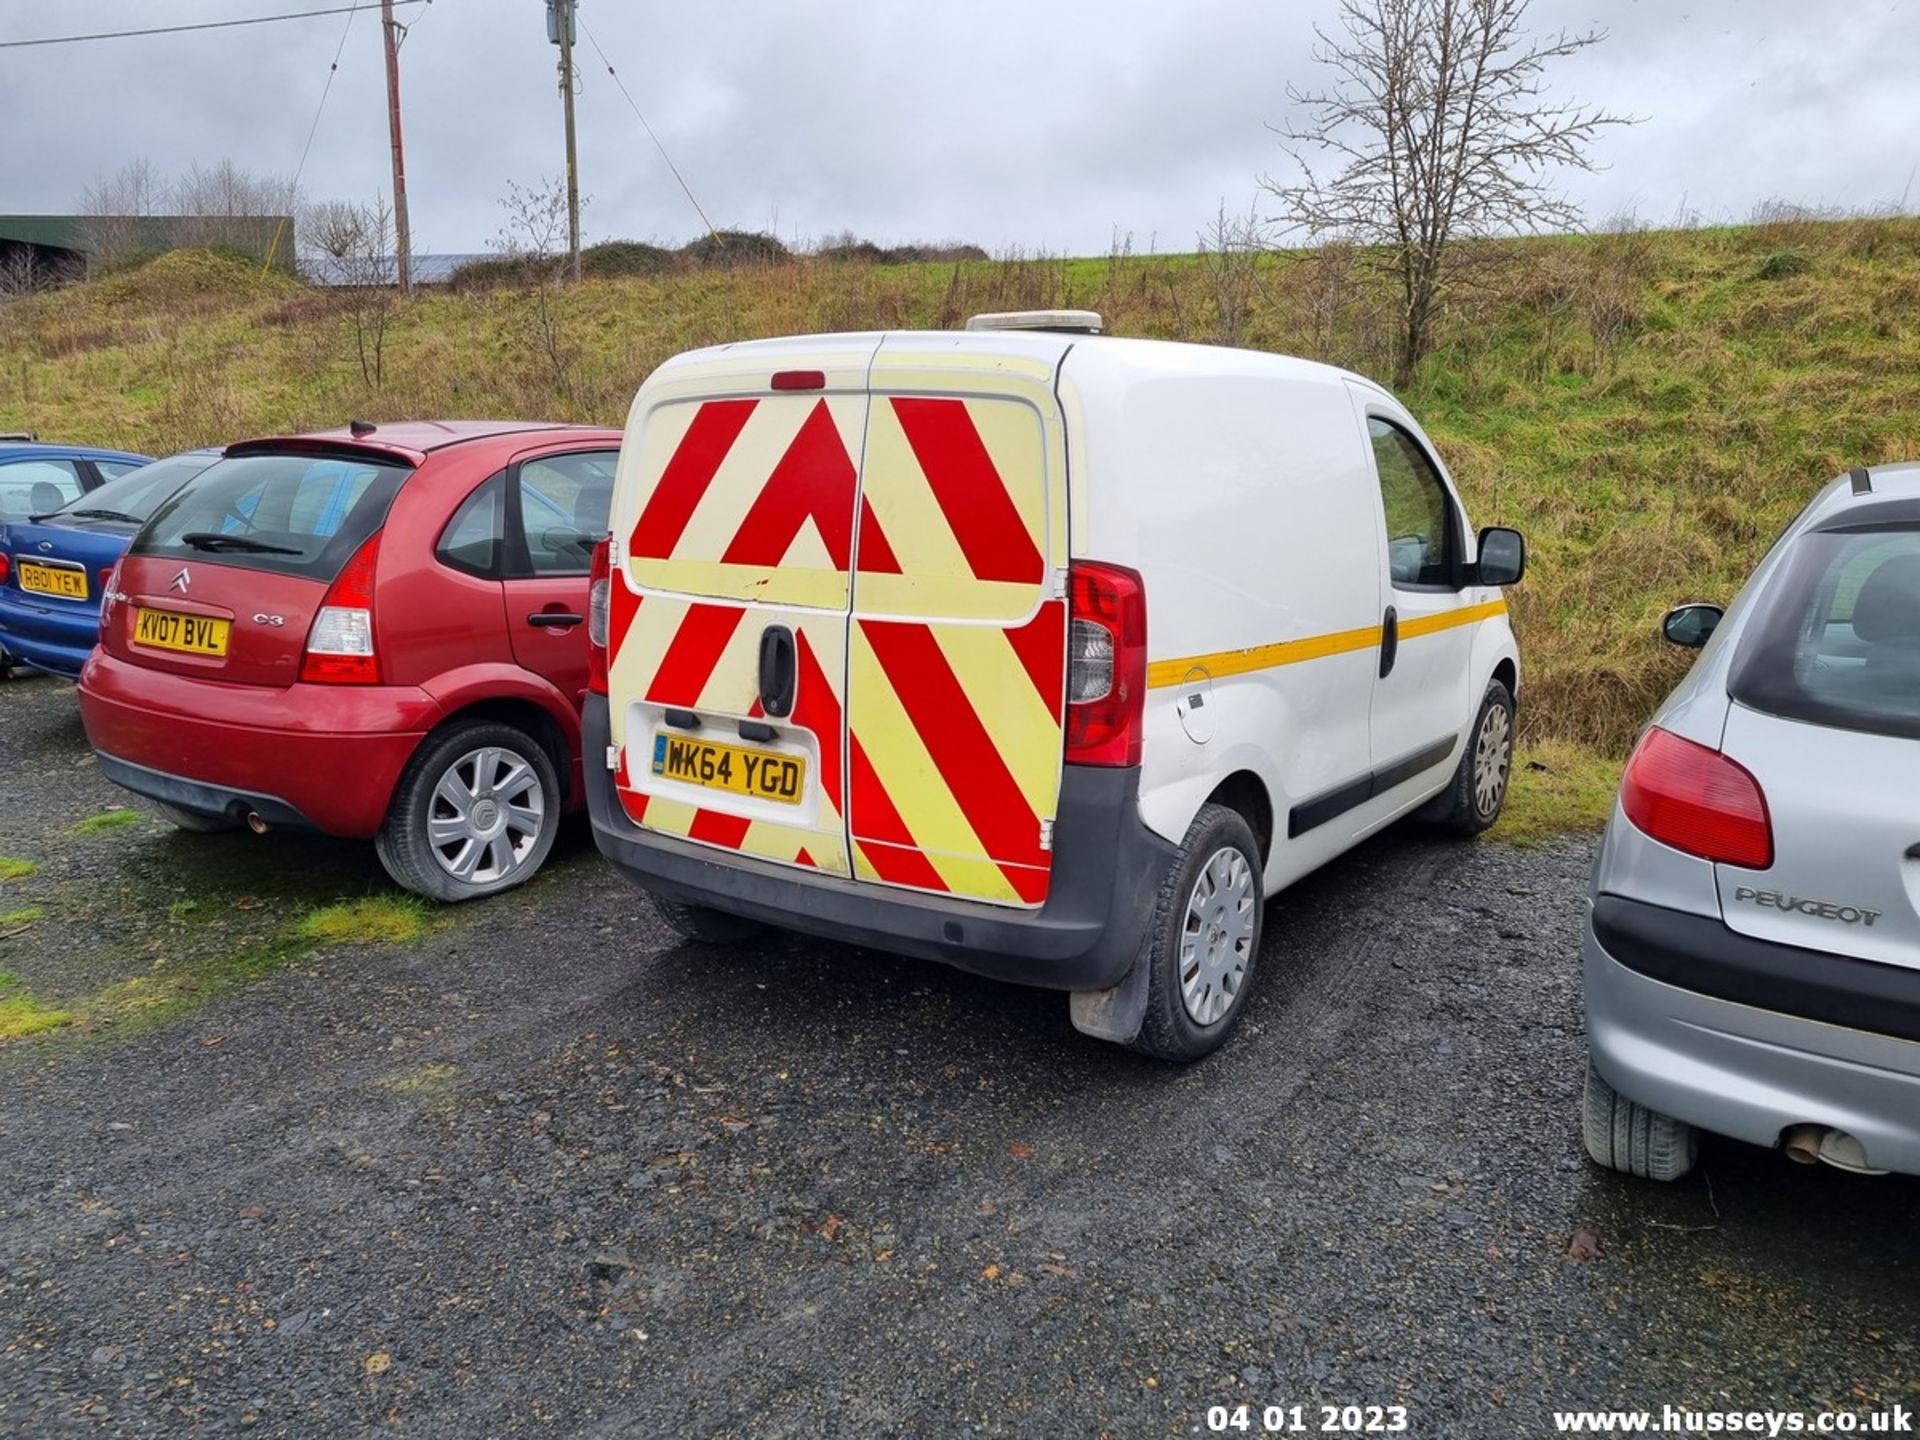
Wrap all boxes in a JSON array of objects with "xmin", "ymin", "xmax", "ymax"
[
  {"xmin": 576, "ymin": 17, "xmax": 721, "ymax": 241},
  {"xmin": 0, "ymin": 1, "xmax": 425, "ymax": 51},
  {"xmin": 261, "ymin": 4, "xmax": 361, "ymax": 273}
]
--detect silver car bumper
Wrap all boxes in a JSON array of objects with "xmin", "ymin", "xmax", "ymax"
[{"xmin": 1585, "ymin": 906, "xmax": 1920, "ymax": 1177}]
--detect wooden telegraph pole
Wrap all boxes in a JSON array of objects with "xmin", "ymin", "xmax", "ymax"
[
  {"xmin": 552, "ymin": 0, "xmax": 582, "ymax": 280},
  {"xmin": 381, "ymin": 0, "xmax": 414, "ymax": 295}
]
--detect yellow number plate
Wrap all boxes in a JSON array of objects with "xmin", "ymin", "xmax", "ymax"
[
  {"xmin": 17, "ymin": 561, "xmax": 88, "ymax": 601},
  {"xmin": 132, "ymin": 607, "xmax": 231, "ymax": 657},
  {"xmin": 650, "ymin": 731, "xmax": 805, "ymax": 806}
]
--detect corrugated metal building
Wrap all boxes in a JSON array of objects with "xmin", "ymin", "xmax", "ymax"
[{"xmin": 0, "ymin": 214, "xmax": 295, "ymax": 282}]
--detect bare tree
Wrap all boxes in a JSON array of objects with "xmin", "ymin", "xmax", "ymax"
[
  {"xmin": 77, "ymin": 158, "xmax": 166, "ymax": 270},
  {"xmin": 330, "ymin": 196, "xmax": 399, "ymax": 389},
  {"xmin": 1264, "ymin": 0, "xmax": 1632, "ymax": 386},
  {"xmin": 1196, "ymin": 200, "xmax": 1266, "ymax": 346},
  {"xmin": 491, "ymin": 178, "xmax": 584, "ymax": 407}
]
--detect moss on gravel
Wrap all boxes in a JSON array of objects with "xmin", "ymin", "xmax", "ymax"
[
  {"xmin": 72, "ymin": 809, "xmax": 143, "ymax": 835},
  {"xmin": 0, "ymin": 858, "xmax": 36, "ymax": 882},
  {"xmin": 295, "ymin": 897, "xmax": 432, "ymax": 945}
]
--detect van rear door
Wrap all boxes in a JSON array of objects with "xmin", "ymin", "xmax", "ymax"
[
  {"xmin": 606, "ymin": 338, "xmax": 880, "ymax": 876},
  {"xmin": 844, "ymin": 339, "xmax": 1070, "ymax": 906}
]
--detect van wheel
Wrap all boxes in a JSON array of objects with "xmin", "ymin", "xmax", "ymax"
[
  {"xmin": 152, "ymin": 800, "xmax": 242, "ymax": 834},
  {"xmin": 376, "ymin": 721, "xmax": 560, "ymax": 902},
  {"xmin": 1582, "ymin": 1065, "xmax": 1698, "ymax": 1182},
  {"xmin": 650, "ymin": 895, "xmax": 766, "ymax": 945},
  {"xmin": 1427, "ymin": 679, "xmax": 1514, "ymax": 835},
  {"xmin": 1131, "ymin": 803, "xmax": 1265, "ymax": 1063}
]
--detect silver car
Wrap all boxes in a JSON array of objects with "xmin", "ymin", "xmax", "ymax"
[{"xmin": 1583, "ymin": 463, "xmax": 1920, "ymax": 1181}]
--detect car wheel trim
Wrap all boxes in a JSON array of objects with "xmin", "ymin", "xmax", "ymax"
[
  {"xmin": 426, "ymin": 745, "xmax": 546, "ymax": 885},
  {"xmin": 1178, "ymin": 844, "xmax": 1256, "ymax": 1027},
  {"xmin": 1472, "ymin": 700, "xmax": 1512, "ymax": 818}
]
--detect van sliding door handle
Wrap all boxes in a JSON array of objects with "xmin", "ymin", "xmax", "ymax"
[
  {"xmin": 759, "ymin": 625, "xmax": 797, "ymax": 717},
  {"xmin": 1379, "ymin": 606, "xmax": 1399, "ymax": 678}
]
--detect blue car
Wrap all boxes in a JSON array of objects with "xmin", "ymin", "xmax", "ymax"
[{"xmin": 0, "ymin": 449, "xmax": 219, "ymax": 679}]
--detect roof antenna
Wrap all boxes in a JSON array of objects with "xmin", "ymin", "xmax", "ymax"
[{"xmin": 349, "ymin": 419, "xmax": 378, "ymax": 437}]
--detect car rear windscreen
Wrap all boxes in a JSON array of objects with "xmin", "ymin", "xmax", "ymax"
[
  {"xmin": 58, "ymin": 452, "xmax": 220, "ymax": 525},
  {"xmin": 131, "ymin": 450, "xmax": 410, "ymax": 581},
  {"xmin": 1730, "ymin": 520, "xmax": 1920, "ymax": 741}
]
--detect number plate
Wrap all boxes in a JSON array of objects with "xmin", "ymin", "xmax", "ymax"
[
  {"xmin": 17, "ymin": 561, "xmax": 88, "ymax": 601},
  {"xmin": 132, "ymin": 607, "xmax": 231, "ymax": 657},
  {"xmin": 651, "ymin": 731, "xmax": 805, "ymax": 806}
]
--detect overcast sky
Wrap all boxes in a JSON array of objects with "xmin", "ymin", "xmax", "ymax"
[{"xmin": 2, "ymin": 0, "xmax": 1913, "ymax": 254}]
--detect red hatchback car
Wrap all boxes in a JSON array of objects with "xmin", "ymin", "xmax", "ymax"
[{"xmin": 78, "ymin": 421, "xmax": 622, "ymax": 900}]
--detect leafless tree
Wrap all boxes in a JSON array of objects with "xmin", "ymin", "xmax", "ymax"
[
  {"xmin": 1196, "ymin": 200, "xmax": 1266, "ymax": 346},
  {"xmin": 77, "ymin": 158, "xmax": 166, "ymax": 270},
  {"xmin": 173, "ymin": 160, "xmax": 299, "ymax": 256},
  {"xmin": 492, "ymin": 178, "xmax": 584, "ymax": 407},
  {"xmin": 1264, "ymin": 0, "xmax": 1633, "ymax": 386},
  {"xmin": 329, "ymin": 196, "xmax": 399, "ymax": 389}
]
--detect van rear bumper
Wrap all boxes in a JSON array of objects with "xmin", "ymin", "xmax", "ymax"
[{"xmin": 584, "ymin": 696, "xmax": 1174, "ymax": 991}]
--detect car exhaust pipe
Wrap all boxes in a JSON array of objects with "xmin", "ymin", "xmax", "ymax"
[
  {"xmin": 1782, "ymin": 1125, "xmax": 1887, "ymax": 1175},
  {"xmin": 245, "ymin": 811, "xmax": 269, "ymax": 835},
  {"xmin": 1782, "ymin": 1125, "xmax": 1824, "ymax": 1165}
]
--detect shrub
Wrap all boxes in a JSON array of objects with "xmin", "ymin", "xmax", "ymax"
[{"xmin": 678, "ymin": 230, "xmax": 790, "ymax": 270}]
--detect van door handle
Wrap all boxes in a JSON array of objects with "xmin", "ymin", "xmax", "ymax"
[
  {"xmin": 527, "ymin": 611, "xmax": 584, "ymax": 628},
  {"xmin": 759, "ymin": 624, "xmax": 797, "ymax": 717},
  {"xmin": 1379, "ymin": 606, "xmax": 1399, "ymax": 678}
]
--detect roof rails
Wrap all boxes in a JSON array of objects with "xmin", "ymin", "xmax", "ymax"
[
  {"xmin": 1850, "ymin": 466, "xmax": 1872, "ymax": 496},
  {"xmin": 0, "ymin": 431, "xmax": 37, "ymax": 442},
  {"xmin": 965, "ymin": 309, "xmax": 1104, "ymax": 336}
]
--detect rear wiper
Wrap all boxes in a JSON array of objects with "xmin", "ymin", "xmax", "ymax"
[
  {"xmin": 179, "ymin": 531, "xmax": 302, "ymax": 556},
  {"xmin": 67, "ymin": 507, "xmax": 144, "ymax": 524}
]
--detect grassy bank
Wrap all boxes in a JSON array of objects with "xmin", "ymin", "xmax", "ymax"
[{"xmin": 5, "ymin": 217, "xmax": 1919, "ymax": 830}]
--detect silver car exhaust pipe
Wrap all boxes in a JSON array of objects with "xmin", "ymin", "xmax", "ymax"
[
  {"xmin": 1781, "ymin": 1125, "xmax": 1886, "ymax": 1175},
  {"xmin": 246, "ymin": 811, "xmax": 269, "ymax": 835}
]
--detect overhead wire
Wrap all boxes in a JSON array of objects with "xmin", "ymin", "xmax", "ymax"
[
  {"xmin": 261, "ymin": 3, "xmax": 364, "ymax": 273},
  {"xmin": 576, "ymin": 16, "xmax": 721, "ymax": 242},
  {"xmin": 0, "ymin": 2, "xmax": 425, "ymax": 51}
]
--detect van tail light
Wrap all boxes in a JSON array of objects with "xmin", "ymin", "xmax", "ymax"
[
  {"xmin": 299, "ymin": 531, "xmax": 382, "ymax": 685},
  {"xmin": 1065, "ymin": 560, "xmax": 1146, "ymax": 767},
  {"xmin": 1619, "ymin": 726, "xmax": 1773, "ymax": 869},
  {"xmin": 586, "ymin": 536, "xmax": 611, "ymax": 696}
]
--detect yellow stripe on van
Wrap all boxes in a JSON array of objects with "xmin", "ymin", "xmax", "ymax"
[{"xmin": 1147, "ymin": 598, "xmax": 1506, "ymax": 689}]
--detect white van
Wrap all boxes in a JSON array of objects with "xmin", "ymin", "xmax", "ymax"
[{"xmin": 585, "ymin": 313, "xmax": 1525, "ymax": 1060}]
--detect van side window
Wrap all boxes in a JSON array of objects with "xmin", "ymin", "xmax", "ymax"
[{"xmin": 1367, "ymin": 417, "xmax": 1458, "ymax": 589}]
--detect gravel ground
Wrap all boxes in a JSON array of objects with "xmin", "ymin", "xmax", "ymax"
[{"xmin": 1, "ymin": 672, "xmax": 1915, "ymax": 1439}]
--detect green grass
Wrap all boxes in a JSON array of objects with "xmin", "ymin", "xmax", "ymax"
[
  {"xmin": 294, "ymin": 896, "xmax": 432, "ymax": 945},
  {"xmin": 0, "ymin": 907, "xmax": 46, "ymax": 929},
  {"xmin": 6, "ymin": 216, "xmax": 1918, "ymax": 843},
  {"xmin": 0, "ymin": 893, "xmax": 438, "ymax": 1044},
  {"xmin": 0, "ymin": 858, "xmax": 36, "ymax": 882},
  {"xmin": 72, "ymin": 808, "xmax": 143, "ymax": 835},
  {"xmin": 1490, "ymin": 741, "xmax": 1621, "ymax": 846}
]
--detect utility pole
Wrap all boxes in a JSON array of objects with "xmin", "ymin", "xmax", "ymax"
[
  {"xmin": 550, "ymin": 0, "xmax": 582, "ymax": 280},
  {"xmin": 381, "ymin": 0, "xmax": 413, "ymax": 296}
]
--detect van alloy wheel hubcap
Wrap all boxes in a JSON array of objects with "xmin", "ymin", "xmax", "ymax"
[
  {"xmin": 1473, "ymin": 703, "xmax": 1512, "ymax": 818},
  {"xmin": 1180, "ymin": 845, "xmax": 1256, "ymax": 1027},
  {"xmin": 428, "ymin": 747, "xmax": 545, "ymax": 885}
]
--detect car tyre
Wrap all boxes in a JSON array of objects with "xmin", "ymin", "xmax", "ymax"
[
  {"xmin": 1130, "ymin": 803, "xmax": 1265, "ymax": 1063},
  {"xmin": 1426, "ymin": 678, "xmax": 1514, "ymax": 835},
  {"xmin": 152, "ymin": 800, "xmax": 242, "ymax": 834},
  {"xmin": 650, "ymin": 895, "xmax": 766, "ymax": 945},
  {"xmin": 376, "ymin": 721, "xmax": 561, "ymax": 903},
  {"xmin": 1582, "ymin": 1064, "xmax": 1698, "ymax": 1182}
]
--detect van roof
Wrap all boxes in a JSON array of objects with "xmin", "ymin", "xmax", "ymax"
[{"xmin": 660, "ymin": 329, "xmax": 1385, "ymax": 396}]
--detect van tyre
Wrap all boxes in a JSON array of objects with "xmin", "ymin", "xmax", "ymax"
[
  {"xmin": 650, "ymin": 895, "xmax": 766, "ymax": 945},
  {"xmin": 1582, "ymin": 1064, "xmax": 1698, "ymax": 1182},
  {"xmin": 376, "ymin": 721, "xmax": 560, "ymax": 903},
  {"xmin": 1428, "ymin": 679, "xmax": 1514, "ymax": 835},
  {"xmin": 152, "ymin": 800, "xmax": 242, "ymax": 834},
  {"xmin": 1131, "ymin": 803, "xmax": 1265, "ymax": 1063}
]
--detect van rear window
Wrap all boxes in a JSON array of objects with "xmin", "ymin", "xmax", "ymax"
[
  {"xmin": 1729, "ymin": 521, "xmax": 1920, "ymax": 741},
  {"xmin": 132, "ymin": 451, "xmax": 409, "ymax": 581}
]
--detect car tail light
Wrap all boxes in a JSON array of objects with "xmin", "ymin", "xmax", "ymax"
[
  {"xmin": 299, "ymin": 531, "xmax": 382, "ymax": 685},
  {"xmin": 1620, "ymin": 725, "xmax": 1773, "ymax": 869},
  {"xmin": 1065, "ymin": 560, "xmax": 1146, "ymax": 767},
  {"xmin": 0, "ymin": 553, "xmax": 10, "ymax": 586},
  {"xmin": 586, "ymin": 536, "xmax": 611, "ymax": 696}
]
